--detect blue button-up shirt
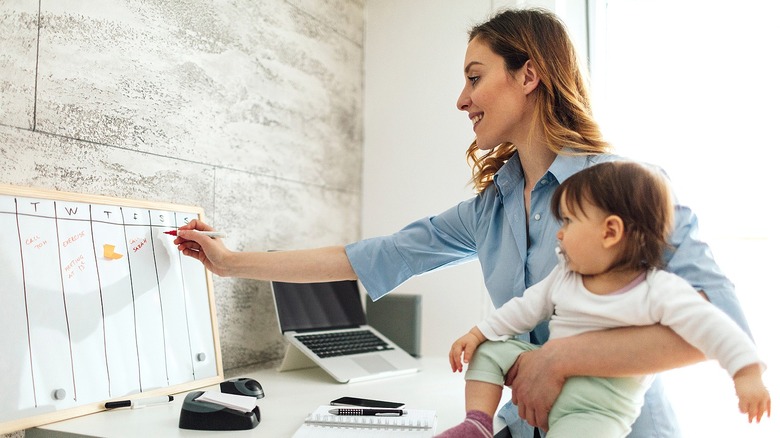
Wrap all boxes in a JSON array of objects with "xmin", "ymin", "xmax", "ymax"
[{"xmin": 346, "ymin": 152, "xmax": 751, "ymax": 438}]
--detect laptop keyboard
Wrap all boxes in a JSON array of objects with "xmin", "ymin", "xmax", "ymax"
[{"xmin": 295, "ymin": 330, "xmax": 395, "ymax": 358}]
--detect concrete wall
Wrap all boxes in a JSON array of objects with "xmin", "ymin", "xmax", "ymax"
[{"xmin": 0, "ymin": 1, "xmax": 363, "ymax": 433}]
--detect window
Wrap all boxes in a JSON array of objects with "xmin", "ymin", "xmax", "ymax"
[{"xmin": 588, "ymin": 1, "xmax": 778, "ymax": 435}]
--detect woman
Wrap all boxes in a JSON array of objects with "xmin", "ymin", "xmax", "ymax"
[{"xmin": 175, "ymin": 8, "xmax": 752, "ymax": 437}]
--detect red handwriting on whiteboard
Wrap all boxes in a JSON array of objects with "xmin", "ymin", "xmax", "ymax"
[
  {"xmin": 63, "ymin": 255, "xmax": 86, "ymax": 279},
  {"xmin": 129, "ymin": 237, "xmax": 148, "ymax": 253},
  {"xmin": 62, "ymin": 230, "xmax": 87, "ymax": 248},
  {"xmin": 25, "ymin": 235, "xmax": 48, "ymax": 250}
]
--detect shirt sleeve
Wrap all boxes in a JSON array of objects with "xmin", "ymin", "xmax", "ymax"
[
  {"xmin": 345, "ymin": 196, "xmax": 482, "ymax": 301},
  {"xmin": 477, "ymin": 266, "xmax": 560, "ymax": 341},
  {"xmin": 648, "ymin": 271, "xmax": 763, "ymax": 377},
  {"xmin": 666, "ymin": 201, "xmax": 753, "ymax": 337}
]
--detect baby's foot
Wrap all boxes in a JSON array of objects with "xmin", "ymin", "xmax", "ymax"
[{"xmin": 434, "ymin": 410, "xmax": 493, "ymax": 438}]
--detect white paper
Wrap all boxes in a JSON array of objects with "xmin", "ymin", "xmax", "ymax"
[
  {"xmin": 292, "ymin": 405, "xmax": 437, "ymax": 438},
  {"xmin": 195, "ymin": 390, "xmax": 257, "ymax": 413}
]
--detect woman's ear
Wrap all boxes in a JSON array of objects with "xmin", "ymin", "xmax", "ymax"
[
  {"xmin": 521, "ymin": 60, "xmax": 541, "ymax": 95},
  {"xmin": 602, "ymin": 215, "xmax": 625, "ymax": 248}
]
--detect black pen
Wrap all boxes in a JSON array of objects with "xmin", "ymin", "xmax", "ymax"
[
  {"xmin": 329, "ymin": 408, "xmax": 407, "ymax": 417},
  {"xmin": 105, "ymin": 395, "xmax": 174, "ymax": 410}
]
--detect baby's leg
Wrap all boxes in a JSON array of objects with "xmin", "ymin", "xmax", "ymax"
[
  {"xmin": 436, "ymin": 340, "xmax": 538, "ymax": 437},
  {"xmin": 434, "ymin": 381, "xmax": 501, "ymax": 438},
  {"xmin": 464, "ymin": 380, "xmax": 503, "ymax": 416},
  {"xmin": 546, "ymin": 411, "xmax": 628, "ymax": 438},
  {"xmin": 546, "ymin": 375, "xmax": 648, "ymax": 438}
]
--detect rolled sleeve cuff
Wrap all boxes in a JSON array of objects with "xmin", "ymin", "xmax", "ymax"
[{"xmin": 345, "ymin": 237, "xmax": 414, "ymax": 301}]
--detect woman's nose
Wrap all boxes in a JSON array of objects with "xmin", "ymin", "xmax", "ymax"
[
  {"xmin": 556, "ymin": 229, "xmax": 563, "ymax": 241},
  {"xmin": 456, "ymin": 87, "xmax": 470, "ymax": 111}
]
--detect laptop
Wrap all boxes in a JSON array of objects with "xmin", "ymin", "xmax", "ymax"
[{"xmin": 270, "ymin": 279, "xmax": 420, "ymax": 383}]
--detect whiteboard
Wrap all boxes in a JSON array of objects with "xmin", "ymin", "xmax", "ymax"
[{"xmin": 0, "ymin": 184, "xmax": 223, "ymax": 434}]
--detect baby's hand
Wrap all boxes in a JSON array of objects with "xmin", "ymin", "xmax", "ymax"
[
  {"xmin": 448, "ymin": 327, "xmax": 486, "ymax": 373},
  {"xmin": 733, "ymin": 364, "xmax": 771, "ymax": 423}
]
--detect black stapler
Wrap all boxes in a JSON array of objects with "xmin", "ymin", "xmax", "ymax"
[{"xmin": 178, "ymin": 390, "xmax": 260, "ymax": 431}]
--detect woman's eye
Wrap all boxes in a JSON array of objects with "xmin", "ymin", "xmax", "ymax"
[{"xmin": 468, "ymin": 76, "xmax": 479, "ymax": 85}]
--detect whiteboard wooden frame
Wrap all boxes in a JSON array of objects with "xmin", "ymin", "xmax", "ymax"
[{"xmin": 0, "ymin": 183, "xmax": 224, "ymax": 434}]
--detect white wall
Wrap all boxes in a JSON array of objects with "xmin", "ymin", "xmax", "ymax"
[
  {"xmin": 363, "ymin": 0, "xmax": 493, "ymax": 356},
  {"xmin": 363, "ymin": 0, "xmax": 588, "ymax": 356}
]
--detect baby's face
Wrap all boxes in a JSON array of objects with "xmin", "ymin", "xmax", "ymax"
[{"xmin": 555, "ymin": 196, "xmax": 612, "ymax": 275}]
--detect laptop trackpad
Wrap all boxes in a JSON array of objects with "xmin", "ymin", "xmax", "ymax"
[{"xmin": 353, "ymin": 355, "xmax": 397, "ymax": 374}]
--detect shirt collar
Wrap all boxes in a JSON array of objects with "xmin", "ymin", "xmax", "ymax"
[
  {"xmin": 494, "ymin": 151, "xmax": 601, "ymax": 197},
  {"xmin": 547, "ymin": 151, "xmax": 593, "ymax": 184},
  {"xmin": 494, "ymin": 153, "xmax": 522, "ymax": 198}
]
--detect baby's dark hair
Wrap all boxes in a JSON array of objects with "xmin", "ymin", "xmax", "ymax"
[{"xmin": 551, "ymin": 161, "xmax": 674, "ymax": 270}]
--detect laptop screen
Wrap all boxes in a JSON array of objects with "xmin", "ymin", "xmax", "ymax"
[{"xmin": 271, "ymin": 280, "xmax": 367, "ymax": 333}]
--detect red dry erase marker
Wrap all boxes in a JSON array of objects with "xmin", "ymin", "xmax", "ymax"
[{"xmin": 163, "ymin": 230, "xmax": 227, "ymax": 239}]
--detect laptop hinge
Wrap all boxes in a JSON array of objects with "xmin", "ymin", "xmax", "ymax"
[{"xmin": 277, "ymin": 344, "xmax": 317, "ymax": 372}]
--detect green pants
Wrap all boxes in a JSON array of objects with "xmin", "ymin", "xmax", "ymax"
[{"xmin": 465, "ymin": 339, "xmax": 649, "ymax": 438}]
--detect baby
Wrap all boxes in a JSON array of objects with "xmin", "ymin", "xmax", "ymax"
[{"xmin": 437, "ymin": 161, "xmax": 770, "ymax": 438}]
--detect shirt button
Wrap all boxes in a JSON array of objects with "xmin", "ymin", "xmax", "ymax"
[
  {"xmin": 540, "ymin": 179, "xmax": 548, "ymax": 185},
  {"xmin": 534, "ymin": 213, "xmax": 541, "ymax": 221}
]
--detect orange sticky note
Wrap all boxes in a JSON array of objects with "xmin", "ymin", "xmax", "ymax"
[{"xmin": 103, "ymin": 244, "xmax": 124, "ymax": 260}]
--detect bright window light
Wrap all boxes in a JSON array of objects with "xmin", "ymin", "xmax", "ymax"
[{"xmin": 589, "ymin": 1, "xmax": 778, "ymax": 436}]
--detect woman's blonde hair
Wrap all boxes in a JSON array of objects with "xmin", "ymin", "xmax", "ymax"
[{"xmin": 466, "ymin": 8, "xmax": 611, "ymax": 192}]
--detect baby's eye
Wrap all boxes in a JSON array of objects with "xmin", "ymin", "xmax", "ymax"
[{"xmin": 468, "ymin": 76, "xmax": 479, "ymax": 85}]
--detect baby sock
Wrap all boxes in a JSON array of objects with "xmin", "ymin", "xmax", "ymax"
[{"xmin": 434, "ymin": 410, "xmax": 493, "ymax": 438}]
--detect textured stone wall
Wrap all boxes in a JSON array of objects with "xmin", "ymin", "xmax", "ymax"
[{"xmin": 0, "ymin": 1, "xmax": 363, "ymax": 433}]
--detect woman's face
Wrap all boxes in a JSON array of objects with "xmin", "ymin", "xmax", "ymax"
[{"xmin": 457, "ymin": 38, "xmax": 530, "ymax": 150}]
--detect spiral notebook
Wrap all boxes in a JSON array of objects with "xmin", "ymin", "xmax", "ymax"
[{"xmin": 292, "ymin": 405, "xmax": 437, "ymax": 437}]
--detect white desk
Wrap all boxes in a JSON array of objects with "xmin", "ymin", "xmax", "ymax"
[{"xmin": 30, "ymin": 357, "xmax": 510, "ymax": 437}]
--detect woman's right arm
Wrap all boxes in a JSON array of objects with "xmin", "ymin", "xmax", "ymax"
[{"xmin": 175, "ymin": 219, "xmax": 357, "ymax": 282}]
